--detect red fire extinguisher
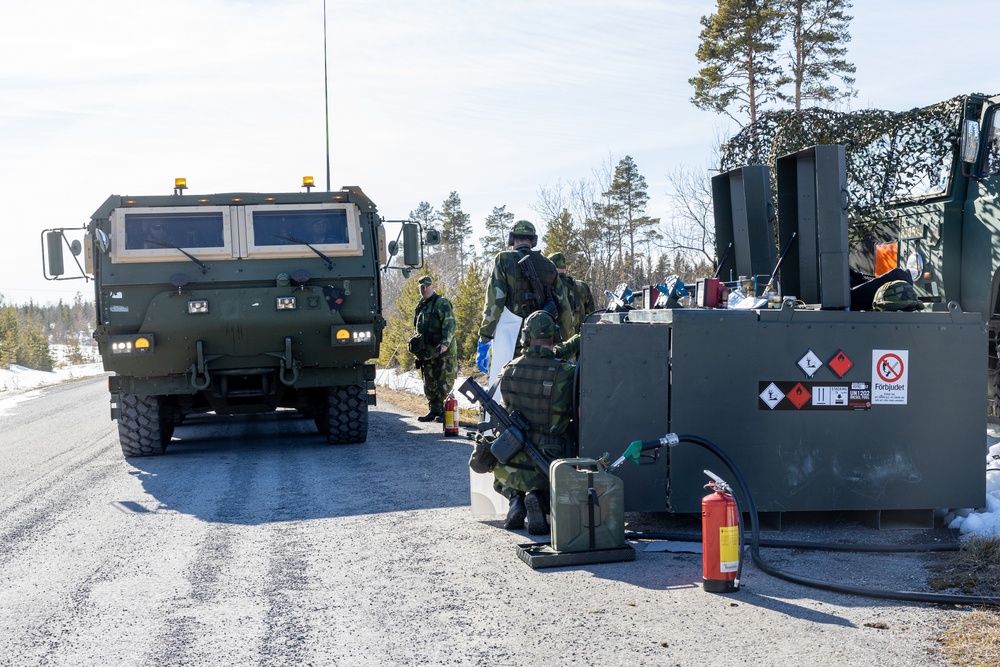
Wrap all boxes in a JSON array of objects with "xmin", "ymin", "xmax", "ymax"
[
  {"xmin": 443, "ymin": 393, "xmax": 459, "ymax": 437},
  {"xmin": 702, "ymin": 470, "xmax": 740, "ymax": 593}
]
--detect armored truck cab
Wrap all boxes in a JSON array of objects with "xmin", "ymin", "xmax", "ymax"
[
  {"xmin": 866, "ymin": 93, "xmax": 1000, "ymax": 408},
  {"xmin": 45, "ymin": 183, "xmax": 418, "ymax": 457}
]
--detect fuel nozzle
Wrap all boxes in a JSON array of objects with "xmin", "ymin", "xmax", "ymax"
[{"xmin": 607, "ymin": 434, "xmax": 679, "ymax": 473}]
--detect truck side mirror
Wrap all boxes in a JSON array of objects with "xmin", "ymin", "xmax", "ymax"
[
  {"xmin": 425, "ymin": 229, "xmax": 440, "ymax": 246},
  {"xmin": 46, "ymin": 231, "xmax": 66, "ymax": 277},
  {"xmin": 402, "ymin": 223, "xmax": 420, "ymax": 267},
  {"xmin": 961, "ymin": 119, "xmax": 981, "ymax": 164}
]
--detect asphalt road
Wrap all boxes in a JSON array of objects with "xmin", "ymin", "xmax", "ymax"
[{"xmin": 0, "ymin": 376, "xmax": 965, "ymax": 666}]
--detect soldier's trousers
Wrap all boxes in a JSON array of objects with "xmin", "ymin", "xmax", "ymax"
[{"xmin": 420, "ymin": 354, "xmax": 457, "ymax": 412}]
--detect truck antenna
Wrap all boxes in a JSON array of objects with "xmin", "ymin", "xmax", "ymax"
[{"xmin": 323, "ymin": 0, "xmax": 331, "ymax": 192}]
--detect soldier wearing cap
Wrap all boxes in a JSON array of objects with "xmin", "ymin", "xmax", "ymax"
[
  {"xmin": 492, "ymin": 310, "xmax": 578, "ymax": 534},
  {"xmin": 548, "ymin": 252, "xmax": 596, "ymax": 335},
  {"xmin": 411, "ymin": 275, "xmax": 457, "ymax": 422},
  {"xmin": 476, "ymin": 220, "xmax": 575, "ymax": 373}
]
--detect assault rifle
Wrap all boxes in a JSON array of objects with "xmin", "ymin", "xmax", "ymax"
[
  {"xmin": 458, "ymin": 376, "xmax": 551, "ymax": 479},
  {"xmin": 517, "ymin": 253, "xmax": 558, "ymax": 318}
]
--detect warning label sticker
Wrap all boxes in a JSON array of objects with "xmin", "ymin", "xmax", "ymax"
[
  {"xmin": 797, "ymin": 349, "xmax": 823, "ymax": 378},
  {"xmin": 872, "ymin": 349, "xmax": 908, "ymax": 405},
  {"xmin": 827, "ymin": 350, "xmax": 854, "ymax": 378},
  {"xmin": 758, "ymin": 381, "xmax": 871, "ymax": 411}
]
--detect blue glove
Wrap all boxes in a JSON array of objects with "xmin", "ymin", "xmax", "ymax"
[{"xmin": 476, "ymin": 340, "xmax": 492, "ymax": 373}]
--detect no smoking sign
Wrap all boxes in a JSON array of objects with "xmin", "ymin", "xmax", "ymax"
[{"xmin": 872, "ymin": 349, "xmax": 909, "ymax": 405}]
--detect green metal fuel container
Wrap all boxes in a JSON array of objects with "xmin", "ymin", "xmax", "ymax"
[{"xmin": 550, "ymin": 458, "xmax": 626, "ymax": 552}]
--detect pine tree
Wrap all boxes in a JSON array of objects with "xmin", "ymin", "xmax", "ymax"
[
  {"xmin": 541, "ymin": 208, "xmax": 589, "ymax": 279},
  {"xmin": 409, "ymin": 201, "xmax": 438, "ymax": 231},
  {"xmin": 438, "ymin": 192, "xmax": 473, "ymax": 268},
  {"xmin": 0, "ymin": 309, "xmax": 19, "ymax": 368},
  {"xmin": 480, "ymin": 205, "xmax": 515, "ymax": 259},
  {"xmin": 603, "ymin": 156, "xmax": 660, "ymax": 285},
  {"xmin": 451, "ymin": 257, "xmax": 489, "ymax": 366},
  {"xmin": 689, "ymin": 0, "xmax": 787, "ymax": 127},
  {"xmin": 780, "ymin": 0, "xmax": 856, "ymax": 111}
]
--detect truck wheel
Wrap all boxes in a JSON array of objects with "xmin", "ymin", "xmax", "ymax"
[
  {"xmin": 118, "ymin": 394, "xmax": 169, "ymax": 457},
  {"xmin": 326, "ymin": 384, "xmax": 368, "ymax": 444}
]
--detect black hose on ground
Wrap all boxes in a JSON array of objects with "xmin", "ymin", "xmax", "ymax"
[
  {"xmin": 672, "ymin": 433, "xmax": 1000, "ymax": 607},
  {"xmin": 624, "ymin": 531, "xmax": 961, "ymax": 553}
]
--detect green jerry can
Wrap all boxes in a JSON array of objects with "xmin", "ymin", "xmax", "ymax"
[{"xmin": 550, "ymin": 458, "xmax": 626, "ymax": 552}]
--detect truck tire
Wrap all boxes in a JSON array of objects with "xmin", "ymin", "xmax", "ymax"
[
  {"xmin": 326, "ymin": 384, "xmax": 368, "ymax": 444},
  {"xmin": 118, "ymin": 394, "xmax": 169, "ymax": 457}
]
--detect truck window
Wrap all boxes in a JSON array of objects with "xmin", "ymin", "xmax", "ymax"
[
  {"xmin": 123, "ymin": 212, "xmax": 226, "ymax": 250},
  {"xmin": 110, "ymin": 206, "xmax": 234, "ymax": 264},
  {"xmin": 244, "ymin": 204, "xmax": 363, "ymax": 259},
  {"xmin": 252, "ymin": 209, "xmax": 349, "ymax": 246},
  {"xmin": 985, "ymin": 108, "xmax": 1000, "ymax": 177}
]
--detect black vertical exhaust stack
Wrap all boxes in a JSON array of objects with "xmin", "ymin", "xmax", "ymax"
[
  {"xmin": 711, "ymin": 165, "xmax": 776, "ymax": 285},
  {"xmin": 775, "ymin": 145, "xmax": 851, "ymax": 309}
]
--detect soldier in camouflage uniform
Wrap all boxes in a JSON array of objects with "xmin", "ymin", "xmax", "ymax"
[
  {"xmin": 476, "ymin": 220, "xmax": 575, "ymax": 373},
  {"xmin": 412, "ymin": 276, "xmax": 457, "ymax": 422},
  {"xmin": 493, "ymin": 311, "xmax": 578, "ymax": 534},
  {"xmin": 548, "ymin": 252, "xmax": 596, "ymax": 335}
]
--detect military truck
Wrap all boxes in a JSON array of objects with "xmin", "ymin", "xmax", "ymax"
[
  {"xmin": 865, "ymin": 93, "xmax": 1000, "ymax": 409},
  {"xmin": 721, "ymin": 91, "xmax": 1000, "ymax": 412},
  {"xmin": 43, "ymin": 179, "xmax": 431, "ymax": 457}
]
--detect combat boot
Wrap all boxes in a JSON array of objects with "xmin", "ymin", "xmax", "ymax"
[
  {"xmin": 524, "ymin": 490, "xmax": 550, "ymax": 535},
  {"xmin": 417, "ymin": 410, "xmax": 437, "ymax": 422},
  {"xmin": 503, "ymin": 493, "xmax": 526, "ymax": 530}
]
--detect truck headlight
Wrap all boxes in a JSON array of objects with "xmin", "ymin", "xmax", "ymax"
[
  {"xmin": 276, "ymin": 296, "xmax": 297, "ymax": 310},
  {"xmin": 188, "ymin": 300, "xmax": 209, "ymax": 314},
  {"xmin": 110, "ymin": 334, "xmax": 155, "ymax": 354},
  {"xmin": 331, "ymin": 326, "xmax": 373, "ymax": 345}
]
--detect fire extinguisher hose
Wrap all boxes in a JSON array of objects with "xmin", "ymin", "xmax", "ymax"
[{"xmin": 669, "ymin": 434, "xmax": 1000, "ymax": 607}]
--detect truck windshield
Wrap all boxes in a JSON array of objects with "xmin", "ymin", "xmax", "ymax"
[
  {"xmin": 253, "ymin": 209, "xmax": 349, "ymax": 246},
  {"xmin": 124, "ymin": 212, "xmax": 225, "ymax": 250}
]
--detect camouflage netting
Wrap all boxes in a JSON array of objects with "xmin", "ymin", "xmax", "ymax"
[{"xmin": 719, "ymin": 95, "xmax": 980, "ymax": 241}]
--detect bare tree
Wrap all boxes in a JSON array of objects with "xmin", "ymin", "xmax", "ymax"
[{"xmin": 663, "ymin": 163, "xmax": 718, "ymax": 268}]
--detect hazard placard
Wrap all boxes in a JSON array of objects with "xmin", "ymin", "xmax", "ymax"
[
  {"xmin": 872, "ymin": 349, "xmax": 908, "ymax": 405},
  {"xmin": 758, "ymin": 381, "xmax": 871, "ymax": 411},
  {"xmin": 797, "ymin": 349, "xmax": 823, "ymax": 378},
  {"xmin": 828, "ymin": 350, "xmax": 853, "ymax": 378}
]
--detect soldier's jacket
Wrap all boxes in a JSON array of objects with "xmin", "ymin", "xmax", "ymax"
[
  {"xmin": 553, "ymin": 334, "xmax": 580, "ymax": 361},
  {"xmin": 557, "ymin": 274, "xmax": 597, "ymax": 333},
  {"xmin": 478, "ymin": 246, "xmax": 574, "ymax": 342},
  {"xmin": 413, "ymin": 293, "xmax": 456, "ymax": 358}
]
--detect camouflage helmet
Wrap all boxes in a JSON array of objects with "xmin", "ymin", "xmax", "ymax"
[
  {"xmin": 547, "ymin": 252, "xmax": 567, "ymax": 269},
  {"xmin": 508, "ymin": 220, "xmax": 537, "ymax": 248},
  {"xmin": 873, "ymin": 280, "xmax": 924, "ymax": 311},
  {"xmin": 522, "ymin": 310, "xmax": 557, "ymax": 342}
]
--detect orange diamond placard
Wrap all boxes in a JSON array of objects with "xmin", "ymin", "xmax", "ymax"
[
  {"xmin": 828, "ymin": 350, "xmax": 854, "ymax": 378},
  {"xmin": 787, "ymin": 382, "xmax": 811, "ymax": 409}
]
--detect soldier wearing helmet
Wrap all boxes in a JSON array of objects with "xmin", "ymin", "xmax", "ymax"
[
  {"xmin": 475, "ymin": 220, "xmax": 575, "ymax": 374},
  {"xmin": 548, "ymin": 251, "xmax": 595, "ymax": 335},
  {"xmin": 492, "ymin": 310, "xmax": 578, "ymax": 534}
]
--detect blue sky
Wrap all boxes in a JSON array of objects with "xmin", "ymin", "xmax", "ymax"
[{"xmin": 2, "ymin": 0, "xmax": 997, "ymax": 305}]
